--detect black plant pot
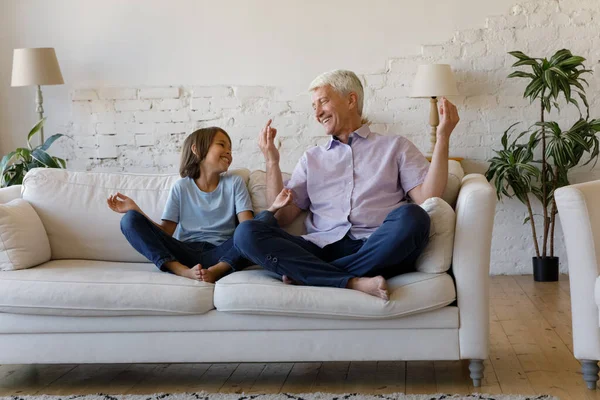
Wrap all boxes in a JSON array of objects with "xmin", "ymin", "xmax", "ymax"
[{"xmin": 532, "ymin": 257, "xmax": 559, "ymax": 282}]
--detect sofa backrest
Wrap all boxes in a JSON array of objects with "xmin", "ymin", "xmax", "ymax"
[
  {"xmin": 247, "ymin": 159, "xmax": 465, "ymax": 214},
  {"xmin": 21, "ymin": 159, "xmax": 464, "ymax": 262},
  {"xmin": 21, "ymin": 168, "xmax": 250, "ymax": 262},
  {"xmin": 0, "ymin": 185, "xmax": 22, "ymax": 204}
]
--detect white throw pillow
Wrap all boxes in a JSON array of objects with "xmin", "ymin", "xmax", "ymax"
[
  {"xmin": 0, "ymin": 198, "xmax": 51, "ymax": 271},
  {"xmin": 415, "ymin": 197, "xmax": 456, "ymax": 274}
]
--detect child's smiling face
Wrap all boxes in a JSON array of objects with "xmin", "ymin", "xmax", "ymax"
[{"xmin": 202, "ymin": 131, "xmax": 232, "ymax": 173}]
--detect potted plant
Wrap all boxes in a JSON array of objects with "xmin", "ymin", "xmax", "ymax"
[
  {"xmin": 0, "ymin": 118, "xmax": 66, "ymax": 187},
  {"xmin": 486, "ymin": 49, "xmax": 600, "ymax": 282}
]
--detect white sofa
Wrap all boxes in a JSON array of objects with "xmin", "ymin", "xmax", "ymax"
[
  {"xmin": 0, "ymin": 161, "xmax": 496, "ymax": 387},
  {"xmin": 555, "ymin": 179, "xmax": 600, "ymax": 389}
]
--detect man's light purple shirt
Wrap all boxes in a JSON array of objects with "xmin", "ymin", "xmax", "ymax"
[{"xmin": 285, "ymin": 124, "xmax": 430, "ymax": 248}]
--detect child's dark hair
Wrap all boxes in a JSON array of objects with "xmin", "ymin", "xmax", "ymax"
[{"xmin": 179, "ymin": 127, "xmax": 232, "ymax": 179}]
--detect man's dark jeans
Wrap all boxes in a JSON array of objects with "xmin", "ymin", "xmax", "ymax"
[{"xmin": 233, "ymin": 204, "xmax": 431, "ymax": 288}]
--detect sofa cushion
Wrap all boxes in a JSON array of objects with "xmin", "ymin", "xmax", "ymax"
[
  {"xmin": 0, "ymin": 260, "xmax": 215, "ymax": 316},
  {"xmin": 0, "ymin": 198, "xmax": 51, "ymax": 271},
  {"xmin": 21, "ymin": 168, "xmax": 249, "ymax": 262},
  {"xmin": 248, "ymin": 170, "xmax": 307, "ymax": 236},
  {"xmin": 415, "ymin": 197, "xmax": 456, "ymax": 274},
  {"xmin": 214, "ymin": 269, "xmax": 456, "ymax": 319}
]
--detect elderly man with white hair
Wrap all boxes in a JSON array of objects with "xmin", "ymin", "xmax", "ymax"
[{"xmin": 233, "ymin": 69, "xmax": 459, "ymax": 300}]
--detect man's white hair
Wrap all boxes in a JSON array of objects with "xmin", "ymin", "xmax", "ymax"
[{"xmin": 309, "ymin": 69, "xmax": 364, "ymax": 117}]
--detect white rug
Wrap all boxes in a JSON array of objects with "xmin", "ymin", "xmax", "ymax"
[{"xmin": 0, "ymin": 393, "xmax": 560, "ymax": 400}]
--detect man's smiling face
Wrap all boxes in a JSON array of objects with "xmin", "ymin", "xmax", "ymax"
[{"xmin": 311, "ymin": 85, "xmax": 355, "ymax": 136}]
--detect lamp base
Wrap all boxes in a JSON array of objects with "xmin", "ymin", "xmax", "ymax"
[
  {"xmin": 428, "ymin": 97, "xmax": 439, "ymax": 155},
  {"xmin": 36, "ymin": 85, "xmax": 45, "ymax": 145}
]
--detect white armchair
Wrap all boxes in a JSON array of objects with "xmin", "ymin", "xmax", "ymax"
[{"xmin": 555, "ymin": 179, "xmax": 600, "ymax": 389}]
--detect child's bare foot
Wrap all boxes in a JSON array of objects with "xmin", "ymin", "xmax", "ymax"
[
  {"xmin": 181, "ymin": 264, "xmax": 202, "ymax": 281},
  {"xmin": 347, "ymin": 276, "xmax": 389, "ymax": 300},
  {"xmin": 199, "ymin": 262, "xmax": 232, "ymax": 283}
]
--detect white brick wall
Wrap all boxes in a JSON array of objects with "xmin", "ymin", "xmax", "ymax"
[
  {"xmin": 190, "ymin": 98, "xmax": 210, "ymax": 112},
  {"xmin": 71, "ymin": 89, "xmax": 98, "ymax": 101},
  {"xmin": 96, "ymin": 88, "xmax": 137, "ymax": 100},
  {"xmin": 62, "ymin": 0, "xmax": 600, "ymax": 275},
  {"xmin": 114, "ymin": 100, "xmax": 152, "ymax": 112},
  {"xmin": 139, "ymin": 87, "xmax": 180, "ymax": 99},
  {"xmin": 191, "ymin": 86, "xmax": 232, "ymax": 98}
]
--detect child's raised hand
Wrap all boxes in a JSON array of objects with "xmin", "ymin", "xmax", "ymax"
[
  {"xmin": 268, "ymin": 188, "xmax": 294, "ymax": 213},
  {"xmin": 107, "ymin": 192, "xmax": 140, "ymax": 214}
]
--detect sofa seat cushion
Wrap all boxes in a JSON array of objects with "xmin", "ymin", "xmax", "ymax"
[
  {"xmin": 0, "ymin": 260, "xmax": 215, "ymax": 316},
  {"xmin": 214, "ymin": 269, "xmax": 456, "ymax": 319}
]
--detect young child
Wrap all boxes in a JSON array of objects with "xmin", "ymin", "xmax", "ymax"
[{"xmin": 107, "ymin": 127, "xmax": 292, "ymax": 283}]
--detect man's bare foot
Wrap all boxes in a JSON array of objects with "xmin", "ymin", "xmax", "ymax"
[
  {"xmin": 282, "ymin": 275, "xmax": 301, "ymax": 285},
  {"xmin": 181, "ymin": 264, "xmax": 202, "ymax": 281},
  {"xmin": 199, "ymin": 262, "xmax": 232, "ymax": 283},
  {"xmin": 347, "ymin": 276, "xmax": 389, "ymax": 300}
]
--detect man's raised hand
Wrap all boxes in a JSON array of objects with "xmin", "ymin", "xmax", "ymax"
[
  {"xmin": 268, "ymin": 188, "xmax": 294, "ymax": 213},
  {"xmin": 437, "ymin": 97, "xmax": 460, "ymax": 142},
  {"xmin": 258, "ymin": 119, "xmax": 280, "ymax": 164}
]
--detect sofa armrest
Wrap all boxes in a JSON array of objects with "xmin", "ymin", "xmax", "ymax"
[
  {"xmin": 555, "ymin": 180, "xmax": 600, "ymax": 361},
  {"xmin": 453, "ymin": 174, "xmax": 496, "ymax": 360},
  {"xmin": 0, "ymin": 185, "xmax": 22, "ymax": 204}
]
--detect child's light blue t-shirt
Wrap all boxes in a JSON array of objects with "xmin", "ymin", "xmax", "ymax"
[{"xmin": 161, "ymin": 174, "xmax": 253, "ymax": 245}]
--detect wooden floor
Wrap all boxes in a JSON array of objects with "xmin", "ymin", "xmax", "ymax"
[{"xmin": 0, "ymin": 275, "xmax": 597, "ymax": 399}]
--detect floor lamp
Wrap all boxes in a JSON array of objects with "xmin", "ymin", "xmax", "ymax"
[{"xmin": 11, "ymin": 48, "xmax": 64, "ymax": 145}]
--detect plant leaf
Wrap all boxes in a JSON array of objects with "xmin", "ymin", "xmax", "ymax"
[
  {"xmin": 0, "ymin": 151, "xmax": 17, "ymax": 176},
  {"xmin": 31, "ymin": 149, "xmax": 60, "ymax": 168},
  {"xmin": 509, "ymin": 51, "xmax": 530, "ymax": 60},
  {"xmin": 39, "ymin": 134, "xmax": 64, "ymax": 152},
  {"xmin": 508, "ymin": 71, "xmax": 536, "ymax": 79},
  {"xmin": 548, "ymin": 66, "xmax": 569, "ymax": 79},
  {"xmin": 27, "ymin": 118, "xmax": 46, "ymax": 149},
  {"xmin": 513, "ymin": 59, "xmax": 539, "ymax": 68},
  {"xmin": 524, "ymin": 78, "xmax": 544, "ymax": 101},
  {"xmin": 557, "ymin": 56, "xmax": 586, "ymax": 67},
  {"xmin": 549, "ymin": 49, "xmax": 573, "ymax": 65},
  {"xmin": 55, "ymin": 157, "xmax": 67, "ymax": 169}
]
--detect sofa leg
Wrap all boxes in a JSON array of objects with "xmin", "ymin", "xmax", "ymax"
[
  {"xmin": 469, "ymin": 359, "xmax": 484, "ymax": 387},
  {"xmin": 582, "ymin": 360, "xmax": 599, "ymax": 389}
]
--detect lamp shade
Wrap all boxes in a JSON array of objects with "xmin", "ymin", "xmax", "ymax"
[
  {"xmin": 409, "ymin": 64, "xmax": 458, "ymax": 98},
  {"xmin": 11, "ymin": 48, "xmax": 64, "ymax": 87}
]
